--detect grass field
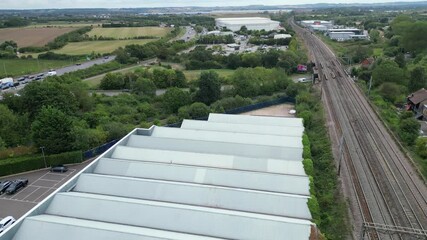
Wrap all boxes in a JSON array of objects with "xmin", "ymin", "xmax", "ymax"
[
  {"xmin": 0, "ymin": 27, "xmax": 76, "ymax": 47},
  {"xmin": 54, "ymin": 39, "xmax": 155, "ymax": 55},
  {"xmin": 183, "ymin": 69, "xmax": 235, "ymax": 81},
  {"xmin": 0, "ymin": 59, "xmax": 71, "ymax": 77},
  {"xmin": 87, "ymin": 27, "xmax": 172, "ymax": 39}
]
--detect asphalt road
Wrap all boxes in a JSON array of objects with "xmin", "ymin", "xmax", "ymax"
[
  {"xmin": 179, "ymin": 26, "xmax": 197, "ymax": 42},
  {"xmin": 0, "ymin": 55, "xmax": 115, "ymax": 99}
]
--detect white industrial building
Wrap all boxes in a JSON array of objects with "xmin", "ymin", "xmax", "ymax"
[
  {"xmin": 274, "ymin": 33, "xmax": 292, "ymax": 39},
  {"xmin": 300, "ymin": 20, "xmax": 333, "ymax": 29},
  {"xmin": 215, "ymin": 17, "xmax": 280, "ymax": 32},
  {"xmin": 326, "ymin": 29, "xmax": 368, "ymax": 41},
  {"xmin": 1, "ymin": 113, "xmax": 315, "ymax": 240}
]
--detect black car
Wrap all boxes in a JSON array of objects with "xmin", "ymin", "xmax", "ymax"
[
  {"xmin": 5, "ymin": 179, "xmax": 28, "ymax": 195},
  {"xmin": 0, "ymin": 181, "xmax": 12, "ymax": 194},
  {"xmin": 50, "ymin": 165, "xmax": 68, "ymax": 173}
]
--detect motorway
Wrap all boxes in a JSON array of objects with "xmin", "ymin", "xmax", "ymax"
[
  {"xmin": 290, "ymin": 19, "xmax": 427, "ymax": 240},
  {"xmin": 0, "ymin": 55, "xmax": 115, "ymax": 98}
]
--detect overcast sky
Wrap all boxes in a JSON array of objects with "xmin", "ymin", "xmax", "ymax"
[{"xmin": 1, "ymin": 0, "xmax": 425, "ymax": 9}]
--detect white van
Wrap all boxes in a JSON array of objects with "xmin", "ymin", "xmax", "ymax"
[{"xmin": 0, "ymin": 216, "xmax": 15, "ymax": 233}]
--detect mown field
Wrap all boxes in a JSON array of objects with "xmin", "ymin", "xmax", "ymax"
[
  {"xmin": 0, "ymin": 59, "xmax": 71, "ymax": 77},
  {"xmin": 87, "ymin": 27, "xmax": 172, "ymax": 39},
  {"xmin": 0, "ymin": 27, "xmax": 76, "ymax": 47},
  {"xmin": 54, "ymin": 39, "xmax": 155, "ymax": 55}
]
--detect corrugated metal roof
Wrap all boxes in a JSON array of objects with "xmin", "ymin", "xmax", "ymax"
[
  {"xmin": 181, "ymin": 119, "xmax": 304, "ymax": 137},
  {"xmin": 125, "ymin": 135, "xmax": 303, "ymax": 160},
  {"xmin": 208, "ymin": 113, "xmax": 303, "ymax": 127},
  {"xmin": 15, "ymin": 215, "xmax": 222, "ymax": 240},
  {"xmin": 74, "ymin": 174, "xmax": 311, "ymax": 219},
  {"xmin": 4, "ymin": 113, "xmax": 313, "ymax": 240},
  {"xmin": 94, "ymin": 158, "xmax": 310, "ymax": 195},
  {"xmin": 150, "ymin": 126, "xmax": 303, "ymax": 148},
  {"xmin": 111, "ymin": 146, "xmax": 306, "ymax": 175},
  {"xmin": 44, "ymin": 192, "xmax": 311, "ymax": 240}
]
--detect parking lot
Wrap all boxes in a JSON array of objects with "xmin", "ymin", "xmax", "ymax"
[{"xmin": 0, "ymin": 159, "xmax": 95, "ymax": 219}]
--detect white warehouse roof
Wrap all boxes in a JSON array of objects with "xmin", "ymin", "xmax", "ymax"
[{"xmin": 3, "ymin": 113, "xmax": 314, "ymax": 240}]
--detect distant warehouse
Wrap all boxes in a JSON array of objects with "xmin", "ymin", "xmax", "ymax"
[{"xmin": 215, "ymin": 17, "xmax": 280, "ymax": 31}]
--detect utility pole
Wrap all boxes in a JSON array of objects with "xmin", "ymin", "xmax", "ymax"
[
  {"xmin": 40, "ymin": 146, "xmax": 47, "ymax": 168},
  {"xmin": 368, "ymin": 76, "xmax": 373, "ymax": 96}
]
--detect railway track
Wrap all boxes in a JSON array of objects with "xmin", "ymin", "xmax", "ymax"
[{"xmin": 290, "ymin": 19, "xmax": 427, "ymax": 240}]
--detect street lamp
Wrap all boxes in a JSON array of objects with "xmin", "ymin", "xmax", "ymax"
[{"xmin": 40, "ymin": 146, "xmax": 47, "ymax": 168}]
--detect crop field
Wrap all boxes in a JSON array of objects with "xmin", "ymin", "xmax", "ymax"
[
  {"xmin": 183, "ymin": 69, "xmax": 235, "ymax": 81},
  {"xmin": 87, "ymin": 27, "xmax": 172, "ymax": 39},
  {"xmin": 54, "ymin": 39, "xmax": 155, "ymax": 55},
  {"xmin": 0, "ymin": 59, "xmax": 71, "ymax": 77},
  {"xmin": 0, "ymin": 27, "xmax": 76, "ymax": 47}
]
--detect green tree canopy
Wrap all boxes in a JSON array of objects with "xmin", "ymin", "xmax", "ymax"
[
  {"xmin": 162, "ymin": 87, "xmax": 191, "ymax": 113},
  {"xmin": 408, "ymin": 66, "xmax": 426, "ymax": 92},
  {"xmin": 20, "ymin": 81, "xmax": 79, "ymax": 118},
  {"xmin": 196, "ymin": 70, "xmax": 221, "ymax": 105},
  {"xmin": 31, "ymin": 106, "xmax": 75, "ymax": 154},
  {"xmin": 178, "ymin": 102, "xmax": 210, "ymax": 120},
  {"xmin": 372, "ymin": 60, "xmax": 405, "ymax": 87},
  {"xmin": 100, "ymin": 72, "xmax": 125, "ymax": 90},
  {"xmin": 131, "ymin": 77, "xmax": 156, "ymax": 97}
]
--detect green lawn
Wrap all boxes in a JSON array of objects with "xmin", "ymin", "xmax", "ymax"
[
  {"xmin": 0, "ymin": 59, "xmax": 71, "ymax": 77},
  {"xmin": 183, "ymin": 69, "xmax": 235, "ymax": 81},
  {"xmin": 88, "ymin": 27, "xmax": 172, "ymax": 39},
  {"xmin": 54, "ymin": 39, "xmax": 155, "ymax": 55}
]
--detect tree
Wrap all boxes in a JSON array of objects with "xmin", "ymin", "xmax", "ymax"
[
  {"xmin": 372, "ymin": 60, "xmax": 405, "ymax": 87},
  {"xmin": 196, "ymin": 71, "xmax": 221, "ymax": 105},
  {"xmin": 394, "ymin": 53, "xmax": 405, "ymax": 68},
  {"xmin": 0, "ymin": 105, "xmax": 30, "ymax": 147},
  {"xmin": 399, "ymin": 117, "xmax": 420, "ymax": 146},
  {"xmin": 131, "ymin": 77, "xmax": 156, "ymax": 97},
  {"xmin": 408, "ymin": 66, "xmax": 426, "ymax": 92},
  {"xmin": 162, "ymin": 87, "xmax": 191, "ymax": 113},
  {"xmin": 378, "ymin": 82, "xmax": 404, "ymax": 103},
  {"xmin": 31, "ymin": 106, "xmax": 75, "ymax": 154},
  {"xmin": 99, "ymin": 73, "xmax": 125, "ymax": 90},
  {"xmin": 178, "ymin": 102, "xmax": 210, "ymax": 119},
  {"xmin": 369, "ymin": 29, "xmax": 380, "ymax": 43},
  {"xmin": 72, "ymin": 126, "xmax": 107, "ymax": 151},
  {"xmin": 21, "ymin": 81, "xmax": 79, "ymax": 118}
]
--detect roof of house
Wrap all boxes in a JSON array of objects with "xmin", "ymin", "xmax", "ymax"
[
  {"xmin": 3, "ymin": 113, "xmax": 313, "ymax": 240},
  {"xmin": 408, "ymin": 88, "xmax": 427, "ymax": 104}
]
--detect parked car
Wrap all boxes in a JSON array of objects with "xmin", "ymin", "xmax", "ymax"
[
  {"xmin": 0, "ymin": 216, "xmax": 15, "ymax": 234},
  {"xmin": 5, "ymin": 179, "xmax": 28, "ymax": 195},
  {"xmin": 50, "ymin": 165, "xmax": 68, "ymax": 173},
  {"xmin": 0, "ymin": 181, "xmax": 12, "ymax": 194}
]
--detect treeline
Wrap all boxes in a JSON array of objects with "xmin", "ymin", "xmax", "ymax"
[
  {"xmin": 101, "ymin": 15, "xmax": 215, "ymax": 29},
  {"xmin": 0, "ymin": 41, "xmax": 18, "ymax": 59},
  {"xmin": 0, "ymin": 17, "xmax": 30, "ymax": 28},
  {"xmin": 19, "ymin": 26, "xmax": 93, "ymax": 53},
  {"xmin": 115, "ymin": 39, "xmax": 194, "ymax": 64},
  {"xmin": 99, "ymin": 68, "xmax": 187, "ymax": 91},
  {"xmin": 197, "ymin": 35, "xmax": 234, "ymax": 44},
  {"xmin": 181, "ymin": 45, "xmax": 307, "ymax": 74},
  {"xmin": 248, "ymin": 37, "xmax": 291, "ymax": 46},
  {"xmin": 0, "ymin": 66, "xmax": 297, "ymax": 157}
]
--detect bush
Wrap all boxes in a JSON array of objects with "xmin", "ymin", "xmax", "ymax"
[{"xmin": 0, "ymin": 151, "xmax": 82, "ymax": 177}]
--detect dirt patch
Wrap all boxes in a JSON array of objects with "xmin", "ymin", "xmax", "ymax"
[
  {"xmin": 0, "ymin": 27, "xmax": 76, "ymax": 47},
  {"xmin": 241, "ymin": 103, "xmax": 296, "ymax": 117}
]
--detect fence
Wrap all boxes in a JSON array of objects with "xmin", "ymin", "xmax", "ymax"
[
  {"xmin": 167, "ymin": 96, "xmax": 296, "ymax": 128},
  {"xmin": 83, "ymin": 139, "xmax": 119, "ymax": 160}
]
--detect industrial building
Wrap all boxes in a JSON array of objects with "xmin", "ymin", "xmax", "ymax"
[
  {"xmin": 1, "ymin": 114, "xmax": 314, "ymax": 240},
  {"xmin": 300, "ymin": 20, "xmax": 333, "ymax": 30},
  {"xmin": 215, "ymin": 17, "xmax": 280, "ymax": 31},
  {"xmin": 326, "ymin": 29, "xmax": 368, "ymax": 41}
]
